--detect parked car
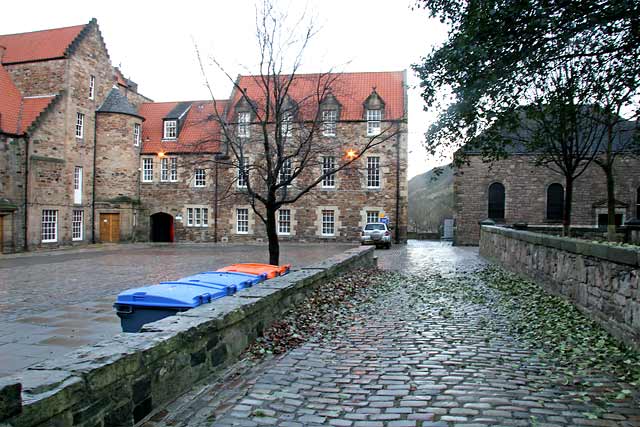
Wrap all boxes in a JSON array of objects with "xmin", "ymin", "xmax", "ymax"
[{"xmin": 361, "ymin": 222, "xmax": 392, "ymax": 249}]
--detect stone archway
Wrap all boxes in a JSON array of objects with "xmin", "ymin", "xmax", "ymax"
[{"xmin": 150, "ymin": 212, "xmax": 174, "ymax": 242}]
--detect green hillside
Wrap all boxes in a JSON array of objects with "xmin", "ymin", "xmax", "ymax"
[{"xmin": 408, "ymin": 165, "xmax": 454, "ymax": 233}]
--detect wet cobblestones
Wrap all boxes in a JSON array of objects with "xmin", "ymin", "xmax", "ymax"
[{"xmin": 145, "ymin": 241, "xmax": 640, "ymax": 426}]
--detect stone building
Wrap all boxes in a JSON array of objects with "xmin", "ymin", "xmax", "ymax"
[
  {"xmin": 454, "ymin": 152, "xmax": 640, "ymax": 246},
  {"xmin": 138, "ymin": 72, "xmax": 408, "ymax": 244},
  {"xmin": 0, "ymin": 20, "xmax": 408, "ymax": 252},
  {"xmin": 0, "ymin": 19, "xmax": 151, "ymax": 252}
]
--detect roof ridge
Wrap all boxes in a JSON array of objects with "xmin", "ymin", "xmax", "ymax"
[
  {"xmin": 237, "ymin": 70, "xmax": 405, "ymax": 78},
  {"xmin": 0, "ymin": 23, "xmax": 86, "ymax": 38}
]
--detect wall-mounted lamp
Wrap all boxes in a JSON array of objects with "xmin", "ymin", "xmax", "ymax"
[
  {"xmin": 157, "ymin": 151, "xmax": 166, "ymax": 158},
  {"xmin": 345, "ymin": 149, "xmax": 358, "ymax": 160}
]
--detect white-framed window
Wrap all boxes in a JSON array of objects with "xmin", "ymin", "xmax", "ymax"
[
  {"xmin": 76, "ymin": 112, "xmax": 84, "ymax": 138},
  {"xmin": 186, "ymin": 207, "xmax": 209, "ymax": 227},
  {"xmin": 367, "ymin": 156, "xmax": 380, "ymax": 188},
  {"xmin": 366, "ymin": 109, "xmax": 382, "ymax": 136},
  {"xmin": 281, "ymin": 112, "xmax": 293, "ymax": 138},
  {"xmin": 160, "ymin": 158, "xmax": 169, "ymax": 182},
  {"xmin": 194, "ymin": 169, "xmax": 206, "ymax": 187},
  {"xmin": 237, "ymin": 159, "xmax": 248, "ymax": 188},
  {"xmin": 238, "ymin": 112, "xmax": 250, "ymax": 138},
  {"xmin": 74, "ymin": 166, "xmax": 83, "ymax": 204},
  {"xmin": 322, "ymin": 156, "xmax": 335, "ymax": 188},
  {"xmin": 41, "ymin": 210, "xmax": 58, "ymax": 243},
  {"xmin": 89, "ymin": 75, "xmax": 95, "ymax": 100},
  {"xmin": 72, "ymin": 210, "xmax": 83, "ymax": 241},
  {"xmin": 142, "ymin": 158, "xmax": 153, "ymax": 182},
  {"xmin": 279, "ymin": 159, "xmax": 292, "ymax": 185},
  {"xmin": 164, "ymin": 120, "xmax": 177, "ymax": 139},
  {"xmin": 169, "ymin": 157, "xmax": 178, "ymax": 182},
  {"xmin": 367, "ymin": 210, "xmax": 380, "ymax": 224},
  {"xmin": 322, "ymin": 110, "xmax": 337, "ymax": 136},
  {"xmin": 278, "ymin": 209, "xmax": 291, "ymax": 235},
  {"xmin": 133, "ymin": 123, "xmax": 141, "ymax": 147},
  {"xmin": 321, "ymin": 209, "xmax": 335, "ymax": 236},
  {"xmin": 236, "ymin": 208, "xmax": 249, "ymax": 234}
]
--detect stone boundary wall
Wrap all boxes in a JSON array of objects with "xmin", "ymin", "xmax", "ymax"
[
  {"xmin": 480, "ymin": 225, "xmax": 640, "ymax": 350},
  {"xmin": 0, "ymin": 247, "xmax": 375, "ymax": 426}
]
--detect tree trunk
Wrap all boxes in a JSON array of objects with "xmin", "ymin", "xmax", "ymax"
[
  {"xmin": 605, "ymin": 164, "xmax": 617, "ymax": 241},
  {"xmin": 563, "ymin": 177, "xmax": 574, "ymax": 237},
  {"xmin": 265, "ymin": 206, "xmax": 280, "ymax": 265}
]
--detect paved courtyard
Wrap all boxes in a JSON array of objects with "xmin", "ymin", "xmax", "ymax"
[
  {"xmin": 145, "ymin": 241, "xmax": 640, "ymax": 427},
  {"xmin": 0, "ymin": 242, "xmax": 355, "ymax": 377}
]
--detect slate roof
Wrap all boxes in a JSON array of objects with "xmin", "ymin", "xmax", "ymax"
[
  {"xmin": 229, "ymin": 71, "xmax": 406, "ymax": 121},
  {"xmin": 463, "ymin": 109, "xmax": 638, "ymax": 155},
  {"xmin": 0, "ymin": 22, "xmax": 88, "ymax": 64},
  {"xmin": 139, "ymin": 100, "xmax": 227, "ymax": 154},
  {"xmin": 97, "ymin": 87, "xmax": 144, "ymax": 119}
]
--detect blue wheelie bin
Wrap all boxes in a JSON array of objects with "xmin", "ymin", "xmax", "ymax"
[
  {"xmin": 113, "ymin": 283, "xmax": 226, "ymax": 332},
  {"xmin": 177, "ymin": 271, "xmax": 266, "ymax": 291}
]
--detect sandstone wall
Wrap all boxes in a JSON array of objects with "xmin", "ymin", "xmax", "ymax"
[
  {"xmin": 19, "ymin": 24, "xmax": 116, "ymax": 249},
  {"xmin": 0, "ymin": 135, "xmax": 26, "ymax": 253},
  {"xmin": 216, "ymin": 120, "xmax": 408, "ymax": 243},
  {"xmin": 480, "ymin": 225, "xmax": 640, "ymax": 349},
  {"xmin": 455, "ymin": 155, "xmax": 640, "ymax": 246}
]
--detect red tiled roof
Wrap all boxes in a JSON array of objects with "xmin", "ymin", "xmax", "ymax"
[
  {"xmin": 0, "ymin": 64, "xmax": 56, "ymax": 135},
  {"xmin": 0, "ymin": 23, "xmax": 86, "ymax": 64},
  {"xmin": 0, "ymin": 65, "xmax": 23, "ymax": 134},
  {"xmin": 230, "ymin": 71, "xmax": 405, "ymax": 121},
  {"xmin": 139, "ymin": 100, "xmax": 227, "ymax": 154},
  {"xmin": 20, "ymin": 96, "xmax": 56, "ymax": 133}
]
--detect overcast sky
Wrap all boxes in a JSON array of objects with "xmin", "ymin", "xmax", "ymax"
[{"xmin": 3, "ymin": 0, "xmax": 451, "ymax": 178}]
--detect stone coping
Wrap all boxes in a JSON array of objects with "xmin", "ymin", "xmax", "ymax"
[
  {"xmin": 481, "ymin": 225, "xmax": 640, "ymax": 267},
  {"xmin": 0, "ymin": 246, "xmax": 374, "ymax": 426}
]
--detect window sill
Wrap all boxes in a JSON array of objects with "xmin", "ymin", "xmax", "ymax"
[
  {"xmin": 42, "ymin": 240, "xmax": 58, "ymax": 243},
  {"xmin": 236, "ymin": 231, "xmax": 250, "ymax": 235},
  {"xmin": 161, "ymin": 138, "xmax": 177, "ymax": 142},
  {"xmin": 321, "ymin": 186, "xmax": 336, "ymax": 190}
]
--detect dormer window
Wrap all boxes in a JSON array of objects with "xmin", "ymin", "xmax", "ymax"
[
  {"xmin": 238, "ymin": 112, "xmax": 250, "ymax": 138},
  {"xmin": 366, "ymin": 109, "xmax": 382, "ymax": 136},
  {"xmin": 281, "ymin": 112, "xmax": 293, "ymax": 138},
  {"xmin": 164, "ymin": 120, "xmax": 177, "ymax": 139},
  {"xmin": 322, "ymin": 110, "xmax": 337, "ymax": 136},
  {"xmin": 364, "ymin": 88, "xmax": 385, "ymax": 137},
  {"xmin": 320, "ymin": 92, "xmax": 341, "ymax": 137}
]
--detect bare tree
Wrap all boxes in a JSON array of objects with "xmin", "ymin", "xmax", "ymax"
[
  {"xmin": 482, "ymin": 61, "xmax": 606, "ymax": 236},
  {"xmin": 198, "ymin": 0, "xmax": 404, "ymax": 264}
]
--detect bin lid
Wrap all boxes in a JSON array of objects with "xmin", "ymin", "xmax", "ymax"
[
  {"xmin": 186, "ymin": 271, "xmax": 265, "ymax": 285},
  {"xmin": 116, "ymin": 283, "xmax": 224, "ymax": 308},
  {"xmin": 218, "ymin": 263, "xmax": 291, "ymax": 279},
  {"xmin": 178, "ymin": 272, "xmax": 254, "ymax": 289},
  {"xmin": 162, "ymin": 279, "xmax": 238, "ymax": 295}
]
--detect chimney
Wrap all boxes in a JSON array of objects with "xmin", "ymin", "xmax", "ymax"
[{"xmin": 0, "ymin": 45, "xmax": 6, "ymax": 63}]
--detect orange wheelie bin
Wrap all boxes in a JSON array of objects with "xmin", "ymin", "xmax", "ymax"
[{"xmin": 217, "ymin": 263, "xmax": 291, "ymax": 279}]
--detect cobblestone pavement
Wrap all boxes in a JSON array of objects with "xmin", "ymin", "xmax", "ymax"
[
  {"xmin": 0, "ymin": 242, "xmax": 355, "ymax": 377},
  {"xmin": 146, "ymin": 241, "xmax": 640, "ymax": 426}
]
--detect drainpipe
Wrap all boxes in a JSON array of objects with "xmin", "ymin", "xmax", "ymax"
[
  {"xmin": 23, "ymin": 135, "xmax": 30, "ymax": 251},
  {"xmin": 92, "ymin": 112, "xmax": 98, "ymax": 243},
  {"xmin": 395, "ymin": 130, "xmax": 401, "ymax": 244},
  {"xmin": 214, "ymin": 157, "xmax": 219, "ymax": 242}
]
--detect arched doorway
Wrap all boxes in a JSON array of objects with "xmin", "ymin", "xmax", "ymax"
[{"xmin": 150, "ymin": 213, "xmax": 174, "ymax": 242}]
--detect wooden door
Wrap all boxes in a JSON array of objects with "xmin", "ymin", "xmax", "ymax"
[{"xmin": 100, "ymin": 213, "xmax": 120, "ymax": 242}]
